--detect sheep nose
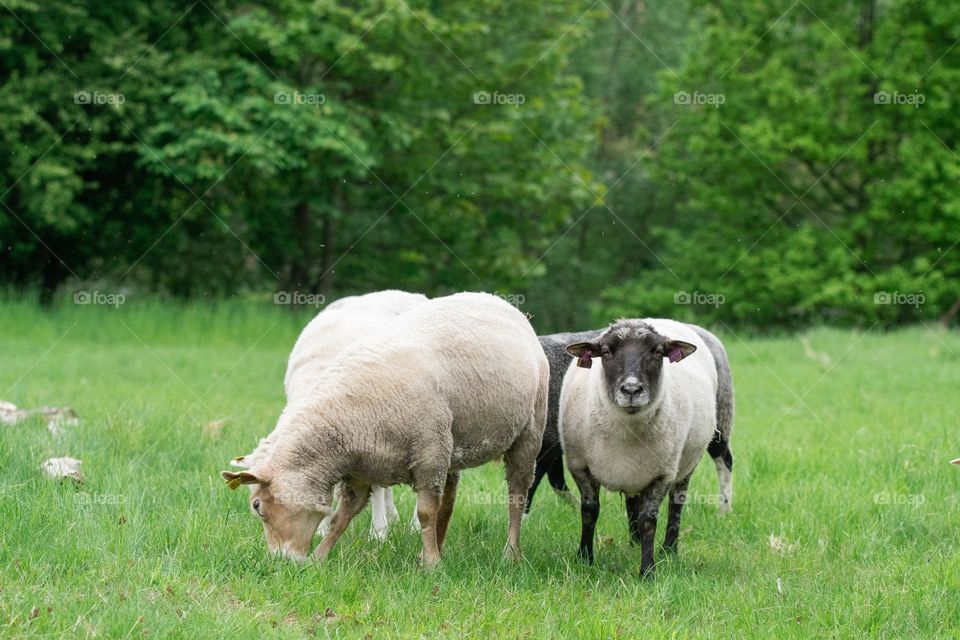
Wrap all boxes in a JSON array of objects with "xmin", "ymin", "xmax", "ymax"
[{"xmin": 620, "ymin": 380, "xmax": 642, "ymax": 396}]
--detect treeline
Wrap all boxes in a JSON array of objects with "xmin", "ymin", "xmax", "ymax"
[{"xmin": 1, "ymin": 1, "xmax": 957, "ymax": 331}]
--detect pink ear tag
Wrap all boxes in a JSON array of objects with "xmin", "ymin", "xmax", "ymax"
[
  {"xmin": 577, "ymin": 350, "xmax": 593, "ymax": 369},
  {"xmin": 668, "ymin": 348, "xmax": 683, "ymax": 363}
]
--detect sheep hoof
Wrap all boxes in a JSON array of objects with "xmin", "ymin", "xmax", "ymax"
[
  {"xmin": 419, "ymin": 552, "xmax": 440, "ymax": 570},
  {"xmin": 368, "ymin": 526, "xmax": 389, "ymax": 542},
  {"xmin": 502, "ymin": 545, "xmax": 521, "ymax": 563}
]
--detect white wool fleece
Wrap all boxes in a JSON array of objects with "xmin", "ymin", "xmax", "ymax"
[{"xmin": 263, "ymin": 292, "xmax": 549, "ymax": 504}]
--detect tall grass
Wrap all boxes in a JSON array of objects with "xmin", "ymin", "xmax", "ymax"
[{"xmin": 1, "ymin": 301, "xmax": 959, "ymax": 638}]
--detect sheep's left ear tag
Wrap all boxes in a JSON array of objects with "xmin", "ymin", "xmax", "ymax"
[
  {"xmin": 668, "ymin": 348, "xmax": 684, "ymax": 364},
  {"xmin": 577, "ymin": 350, "xmax": 593, "ymax": 369}
]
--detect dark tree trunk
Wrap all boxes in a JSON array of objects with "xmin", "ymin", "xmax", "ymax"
[
  {"xmin": 316, "ymin": 211, "xmax": 336, "ymax": 298},
  {"xmin": 39, "ymin": 257, "xmax": 66, "ymax": 306},
  {"xmin": 290, "ymin": 201, "xmax": 312, "ymax": 290},
  {"xmin": 941, "ymin": 297, "xmax": 960, "ymax": 327}
]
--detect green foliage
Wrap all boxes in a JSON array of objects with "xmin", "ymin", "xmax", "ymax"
[
  {"xmin": 1, "ymin": 1, "xmax": 598, "ymax": 301},
  {"xmin": 607, "ymin": 0, "xmax": 960, "ymax": 329},
  {"xmin": 2, "ymin": 0, "xmax": 958, "ymax": 329}
]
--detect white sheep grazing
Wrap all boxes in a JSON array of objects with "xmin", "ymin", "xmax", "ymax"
[
  {"xmin": 559, "ymin": 318, "xmax": 720, "ymax": 576},
  {"xmin": 232, "ymin": 290, "xmax": 426, "ymax": 540},
  {"xmin": 284, "ymin": 290, "xmax": 428, "ymax": 401},
  {"xmin": 222, "ymin": 292, "xmax": 549, "ymax": 567}
]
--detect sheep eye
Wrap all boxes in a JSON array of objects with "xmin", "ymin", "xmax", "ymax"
[
  {"xmin": 252, "ymin": 498, "xmax": 263, "ymax": 517},
  {"xmin": 600, "ymin": 346, "xmax": 613, "ymax": 356}
]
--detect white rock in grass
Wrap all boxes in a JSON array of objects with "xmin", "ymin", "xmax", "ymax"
[
  {"xmin": 41, "ymin": 457, "xmax": 85, "ymax": 483},
  {"xmin": 1, "ymin": 402, "xmax": 79, "ymax": 431},
  {"xmin": 41, "ymin": 407, "xmax": 79, "ymax": 428},
  {"xmin": 1, "ymin": 401, "xmax": 22, "ymax": 425},
  {"xmin": 768, "ymin": 534, "xmax": 798, "ymax": 554}
]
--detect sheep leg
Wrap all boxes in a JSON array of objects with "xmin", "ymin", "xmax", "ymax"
[
  {"xmin": 525, "ymin": 454, "xmax": 552, "ymax": 514},
  {"xmin": 707, "ymin": 432, "xmax": 734, "ymax": 514},
  {"xmin": 547, "ymin": 457, "xmax": 578, "ymax": 508},
  {"xmin": 384, "ymin": 486, "xmax": 400, "ymax": 523},
  {"xmin": 625, "ymin": 495, "xmax": 642, "ymax": 545},
  {"xmin": 368, "ymin": 486, "xmax": 389, "ymax": 541},
  {"xmin": 435, "ymin": 471, "xmax": 461, "ymax": 551},
  {"xmin": 503, "ymin": 427, "xmax": 540, "ymax": 562},
  {"xmin": 313, "ymin": 483, "xmax": 371, "ymax": 562},
  {"xmin": 662, "ymin": 475, "xmax": 691, "ymax": 553},
  {"xmin": 570, "ymin": 467, "xmax": 601, "ymax": 564},
  {"xmin": 416, "ymin": 489, "xmax": 443, "ymax": 568},
  {"xmin": 316, "ymin": 481, "xmax": 344, "ymax": 537},
  {"xmin": 636, "ymin": 477, "xmax": 670, "ymax": 577},
  {"xmin": 409, "ymin": 504, "xmax": 422, "ymax": 532}
]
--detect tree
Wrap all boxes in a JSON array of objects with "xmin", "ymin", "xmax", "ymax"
[
  {"xmin": 600, "ymin": 0, "xmax": 960, "ymax": 328},
  {"xmin": 1, "ymin": 1, "xmax": 601, "ymax": 302}
]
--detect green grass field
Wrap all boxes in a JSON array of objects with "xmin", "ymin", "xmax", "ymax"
[{"xmin": 1, "ymin": 300, "xmax": 958, "ymax": 638}]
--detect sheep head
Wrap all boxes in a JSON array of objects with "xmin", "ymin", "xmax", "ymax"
[
  {"xmin": 566, "ymin": 320, "xmax": 696, "ymax": 414},
  {"xmin": 221, "ymin": 465, "xmax": 330, "ymax": 562}
]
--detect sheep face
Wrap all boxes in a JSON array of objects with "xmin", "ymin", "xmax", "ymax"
[
  {"xmin": 566, "ymin": 321, "xmax": 696, "ymax": 414},
  {"xmin": 221, "ymin": 466, "xmax": 329, "ymax": 562}
]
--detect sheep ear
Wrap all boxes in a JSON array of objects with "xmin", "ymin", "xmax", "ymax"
[
  {"xmin": 662, "ymin": 339, "xmax": 697, "ymax": 363},
  {"xmin": 951, "ymin": 458, "xmax": 960, "ymax": 466},
  {"xmin": 221, "ymin": 466, "xmax": 274, "ymax": 490},
  {"xmin": 566, "ymin": 342, "xmax": 600, "ymax": 358},
  {"xmin": 229, "ymin": 455, "xmax": 250, "ymax": 469}
]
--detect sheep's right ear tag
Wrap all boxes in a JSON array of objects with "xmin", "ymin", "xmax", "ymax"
[
  {"xmin": 221, "ymin": 471, "xmax": 243, "ymax": 490},
  {"xmin": 668, "ymin": 348, "xmax": 684, "ymax": 363},
  {"xmin": 577, "ymin": 350, "xmax": 593, "ymax": 369}
]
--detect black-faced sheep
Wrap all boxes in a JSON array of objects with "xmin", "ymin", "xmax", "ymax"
[
  {"xmin": 559, "ymin": 318, "xmax": 734, "ymax": 575},
  {"xmin": 528, "ymin": 325, "xmax": 734, "ymax": 519}
]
